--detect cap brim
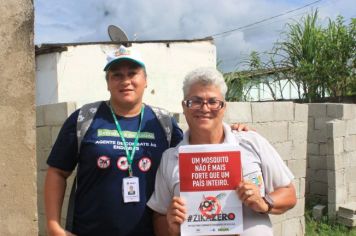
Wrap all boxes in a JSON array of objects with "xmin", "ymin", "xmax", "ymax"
[{"xmin": 104, "ymin": 58, "xmax": 145, "ymax": 71}]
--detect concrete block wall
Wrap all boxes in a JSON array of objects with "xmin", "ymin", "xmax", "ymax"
[
  {"xmin": 37, "ymin": 101, "xmax": 307, "ymax": 236},
  {"xmin": 306, "ymin": 104, "xmax": 332, "ymax": 204},
  {"xmin": 178, "ymin": 101, "xmax": 308, "ymax": 236},
  {"xmin": 306, "ymin": 103, "xmax": 356, "ymax": 218},
  {"xmin": 324, "ymin": 104, "xmax": 356, "ymax": 218},
  {"xmin": 36, "ymin": 102, "xmax": 77, "ymax": 236}
]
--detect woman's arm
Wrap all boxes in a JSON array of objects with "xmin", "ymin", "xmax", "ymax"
[{"xmin": 237, "ymin": 181, "xmax": 296, "ymax": 214}]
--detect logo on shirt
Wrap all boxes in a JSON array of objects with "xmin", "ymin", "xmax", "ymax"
[
  {"xmin": 117, "ymin": 156, "xmax": 129, "ymax": 170},
  {"xmin": 97, "ymin": 156, "xmax": 111, "ymax": 169},
  {"xmin": 138, "ymin": 157, "xmax": 151, "ymax": 172}
]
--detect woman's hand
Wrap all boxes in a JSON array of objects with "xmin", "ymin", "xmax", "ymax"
[
  {"xmin": 236, "ymin": 180, "xmax": 268, "ymax": 213},
  {"xmin": 166, "ymin": 196, "xmax": 187, "ymax": 236}
]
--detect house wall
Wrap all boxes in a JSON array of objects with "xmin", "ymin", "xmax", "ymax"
[
  {"xmin": 0, "ymin": 1, "xmax": 37, "ymax": 235},
  {"xmin": 37, "ymin": 101, "xmax": 307, "ymax": 236},
  {"xmin": 36, "ymin": 41, "xmax": 216, "ymax": 113}
]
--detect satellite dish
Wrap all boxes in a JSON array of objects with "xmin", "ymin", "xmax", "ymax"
[{"xmin": 108, "ymin": 25, "xmax": 129, "ymax": 42}]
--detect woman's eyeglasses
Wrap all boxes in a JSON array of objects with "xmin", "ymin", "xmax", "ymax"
[{"xmin": 183, "ymin": 99, "xmax": 225, "ymax": 110}]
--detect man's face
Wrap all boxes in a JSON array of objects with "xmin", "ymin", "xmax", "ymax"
[
  {"xmin": 106, "ymin": 61, "xmax": 147, "ymax": 107},
  {"xmin": 182, "ymin": 83, "xmax": 225, "ymax": 133}
]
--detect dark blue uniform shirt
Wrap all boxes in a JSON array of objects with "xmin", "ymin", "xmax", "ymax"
[{"xmin": 47, "ymin": 103, "xmax": 183, "ymax": 236}]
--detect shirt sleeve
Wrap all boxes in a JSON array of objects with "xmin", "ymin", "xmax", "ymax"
[
  {"xmin": 147, "ymin": 149, "xmax": 175, "ymax": 214},
  {"xmin": 170, "ymin": 117, "xmax": 183, "ymax": 148},
  {"xmin": 46, "ymin": 110, "xmax": 80, "ymax": 172},
  {"xmin": 238, "ymin": 131, "xmax": 294, "ymax": 193}
]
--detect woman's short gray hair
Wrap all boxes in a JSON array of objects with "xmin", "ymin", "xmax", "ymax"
[{"xmin": 183, "ymin": 67, "xmax": 227, "ymax": 99}]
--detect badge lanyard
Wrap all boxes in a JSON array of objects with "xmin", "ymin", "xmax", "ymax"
[{"xmin": 109, "ymin": 104, "xmax": 144, "ymax": 177}]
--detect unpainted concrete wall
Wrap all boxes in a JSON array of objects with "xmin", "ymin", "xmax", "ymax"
[
  {"xmin": 306, "ymin": 103, "xmax": 356, "ymax": 218},
  {"xmin": 37, "ymin": 101, "xmax": 308, "ymax": 236},
  {"xmin": 0, "ymin": 0, "xmax": 37, "ymax": 235}
]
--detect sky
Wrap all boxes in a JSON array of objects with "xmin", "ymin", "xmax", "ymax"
[{"xmin": 34, "ymin": 0, "xmax": 355, "ymax": 72}]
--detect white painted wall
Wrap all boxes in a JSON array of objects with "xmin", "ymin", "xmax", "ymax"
[{"xmin": 36, "ymin": 41, "xmax": 216, "ymax": 113}]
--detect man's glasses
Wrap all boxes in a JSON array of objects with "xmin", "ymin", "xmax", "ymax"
[{"xmin": 183, "ymin": 98, "xmax": 225, "ymax": 110}]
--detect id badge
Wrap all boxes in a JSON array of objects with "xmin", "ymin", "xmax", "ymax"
[{"xmin": 122, "ymin": 176, "xmax": 140, "ymax": 203}]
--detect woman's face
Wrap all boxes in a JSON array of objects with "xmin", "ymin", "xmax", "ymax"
[{"xmin": 182, "ymin": 82, "xmax": 226, "ymax": 133}]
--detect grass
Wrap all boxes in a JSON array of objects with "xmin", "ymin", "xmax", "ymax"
[{"xmin": 305, "ymin": 208, "xmax": 356, "ymax": 236}]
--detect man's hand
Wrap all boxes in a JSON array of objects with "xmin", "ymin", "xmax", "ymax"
[
  {"xmin": 230, "ymin": 123, "xmax": 254, "ymax": 132},
  {"xmin": 167, "ymin": 196, "xmax": 187, "ymax": 236}
]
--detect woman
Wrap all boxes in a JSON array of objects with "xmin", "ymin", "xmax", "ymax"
[{"xmin": 147, "ymin": 67, "xmax": 296, "ymax": 236}]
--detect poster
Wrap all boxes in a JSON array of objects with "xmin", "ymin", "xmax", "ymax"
[{"xmin": 179, "ymin": 144, "xmax": 243, "ymax": 236}]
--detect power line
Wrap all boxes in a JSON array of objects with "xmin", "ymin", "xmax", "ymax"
[{"xmin": 209, "ymin": 0, "xmax": 323, "ymax": 38}]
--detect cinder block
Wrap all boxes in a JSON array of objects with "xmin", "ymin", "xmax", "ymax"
[
  {"xmin": 299, "ymin": 178, "xmax": 306, "ymax": 198},
  {"xmin": 251, "ymin": 122, "xmax": 288, "ymax": 143},
  {"xmin": 309, "ymin": 181, "xmax": 328, "ymax": 195},
  {"xmin": 314, "ymin": 117, "xmax": 326, "ymax": 130},
  {"xmin": 327, "ymin": 154, "xmax": 347, "ymax": 170},
  {"xmin": 312, "ymin": 204, "xmax": 326, "ymax": 220},
  {"xmin": 328, "ymin": 104, "xmax": 356, "ymax": 120},
  {"xmin": 308, "ymin": 103, "xmax": 327, "ymax": 118},
  {"xmin": 286, "ymin": 197, "xmax": 305, "ymax": 219},
  {"xmin": 270, "ymin": 213, "xmax": 286, "ymax": 224},
  {"xmin": 293, "ymin": 178, "xmax": 300, "ymax": 198},
  {"xmin": 308, "ymin": 117, "xmax": 314, "ymax": 130},
  {"xmin": 289, "ymin": 122, "xmax": 308, "ymax": 141},
  {"xmin": 273, "ymin": 102, "xmax": 294, "ymax": 121},
  {"xmin": 273, "ymin": 141, "xmax": 292, "ymax": 161},
  {"xmin": 287, "ymin": 159, "xmax": 306, "ymax": 178},
  {"xmin": 294, "ymin": 103, "xmax": 308, "ymax": 122},
  {"xmin": 43, "ymin": 102, "xmax": 76, "ymax": 126},
  {"xmin": 328, "ymin": 203, "xmax": 338, "ymax": 219},
  {"xmin": 51, "ymin": 126, "xmax": 62, "ymax": 146},
  {"xmin": 326, "ymin": 120, "xmax": 346, "ymax": 138},
  {"xmin": 344, "ymin": 135, "xmax": 356, "ymax": 152},
  {"xmin": 327, "ymin": 104, "xmax": 344, "ymax": 119},
  {"xmin": 344, "ymin": 104, "xmax": 356, "ymax": 120},
  {"xmin": 346, "ymin": 167, "xmax": 356, "ymax": 183},
  {"xmin": 281, "ymin": 217, "xmax": 304, "ymax": 236},
  {"xmin": 178, "ymin": 122, "xmax": 189, "ymax": 132},
  {"xmin": 327, "ymin": 137, "xmax": 344, "ymax": 155},
  {"xmin": 328, "ymin": 187, "xmax": 347, "ymax": 205},
  {"xmin": 272, "ymin": 222, "xmax": 282, "ymax": 236},
  {"xmin": 251, "ymin": 102, "xmax": 274, "ymax": 122},
  {"xmin": 36, "ymin": 105, "xmax": 45, "ymax": 127},
  {"xmin": 328, "ymin": 169, "xmax": 346, "ymax": 189},
  {"xmin": 348, "ymin": 183, "xmax": 356, "ymax": 197},
  {"xmin": 36, "ymin": 148, "xmax": 51, "ymax": 171},
  {"xmin": 37, "ymin": 127, "xmax": 52, "ymax": 150},
  {"xmin": 345, "ymin": 151, "xmax": 356, "ymax": 167},
  {"xmin": 225, "ymin": 102, "xmax": 252, "ymax": 123},
  {"xmin": 293, "ymin": 141, "xmax": 307, "ymax": 160},
  {"xmin": 173, "ymin": 113, "xmax": 186, "ymax": 123},
  {"xmin": 314, "ymin": 169, "xmax": 328, "ymax": 183},
  {"xmin": 38, "ymin": 212, "xmax": 46, "ymax": 236},
  {"xmin": 346, "ymin": 119, "xmax": 356, "ymax": 135},
  {"xmin": 319, "ymin": 143, "xmax": 328, "ymax": 156},
  {"xmin": 307, "ymin": 143, "xmax": 319, "ymax": 155},
  {"xmin": 308, "ymin": 129, "xmax": 327, "ymax": 143},
  {"xmin": 337, "ymin": 215, "xmax": 356, "ymax": 227},
  {"xmin": 308, "ymin": 155, "xmax": 327, "ymax": 170},
  {"xmin": 338, "ymin": 202, "xmax": 356, "ymax": 218}
]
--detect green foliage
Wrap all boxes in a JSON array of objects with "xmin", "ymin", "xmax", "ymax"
[
  {"xmin": 224, "ymin": 10, "xmax": 356, "ymax": 102},
  {"xmin": 305, "ymin": 207, "xmax": 356, "ymax": 236}
]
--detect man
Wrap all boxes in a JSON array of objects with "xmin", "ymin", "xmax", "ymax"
[
  {"xmin": 44, "ymin": 46, "xmax": 249, "ymax": 236},
  {"xmin": 147, "ymin": 67, "xmax": 296, "ymax": 236},
  {"xmin": 45, "ymin": 45, "xmax": 183, "ymax": 236}
]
